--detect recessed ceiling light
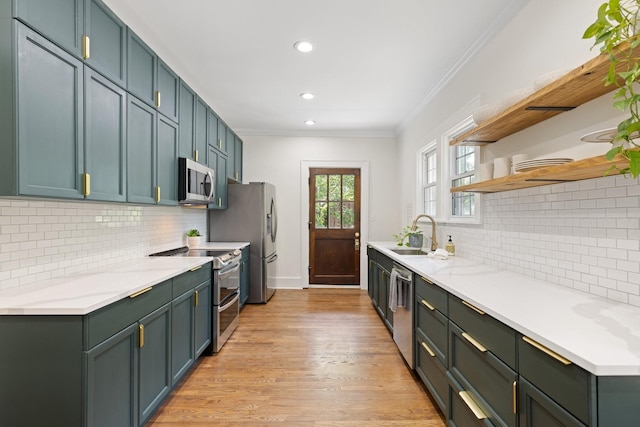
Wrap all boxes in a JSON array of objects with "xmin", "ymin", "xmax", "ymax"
[
  {"xmin": 300, "ymin": 92, "xmax": 315, "ymax": 100},
  {"xmin": 294, "ymin": 40, "xmax": 313, "ymax": 53},
  {"xmin": 304, "ymin": 120, "xmax": 316, "ymax": 126}
]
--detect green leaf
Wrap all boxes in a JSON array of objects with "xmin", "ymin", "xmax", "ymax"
[
  {"xmin": 606, "ymin": 145, "xmax": 623, "ymax": 160},
  {"xmin": 628, "ymin": 155, "xmax": 640, "ymax": 177}
]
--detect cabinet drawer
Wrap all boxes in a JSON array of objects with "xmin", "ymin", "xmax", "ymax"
[
  {"xmin": 449, "ymin": 294, "xmax": 516, "ymax": 369},
  {"xmin": 415, "ymin": 300, "xmax": 447, "ymax": 365},
  {"xmin": 519, "ymin": 376, "xmax": 586, "ymax": 427},
  {"xmin": 518, "ymin": 335, "xmax": 592, "ymax": 425},
  {"xmin": 449, "ymin": 321, "xmax": 517, "ymax": 427},
  {"xmin": 85, "ymin": 279, "xmax": 172, "ymax": 349},
  {"xmin": 172, "ymin": 262, "xmax": 211, "ymax": 297},
  {"xmin": 377, "ymin": 251, "xmax": 393, "ymax": 272},
  {"xmin": 416, "ymin": 331, "xmax": 448, "ymax": 414},
  {"xmin": 448, "ymin": 374, "xmax": 494, "ymax": 427},
  {"xmin": 415, "ymin": 275, "xmax": 447, "ymax": 314}
]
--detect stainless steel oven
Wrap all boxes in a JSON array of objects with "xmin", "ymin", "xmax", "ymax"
[{"xmin": 149, "ymin": 246, "xmax": 241, "ymax": 353}]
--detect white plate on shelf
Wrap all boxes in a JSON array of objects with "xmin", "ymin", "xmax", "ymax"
[
  {"xmin": 514, "ymin": 158, "xmax": 573, "ymax": 172},
  {"xmin": 580, "ymin": 128, "xmax": 640, "ymax": 143}
]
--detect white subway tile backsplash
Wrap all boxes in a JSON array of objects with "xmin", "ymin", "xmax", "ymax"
[
  {"xmin": 0, "ymin": 198, "xmax": 207, "ymax": 290},
  {"xmin": 442, "ymin": 174, "xmax": 640, "ymax": 306}
]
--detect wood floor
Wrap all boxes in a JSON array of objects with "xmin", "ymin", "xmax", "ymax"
[{"xmin": 148, "ymin": 289, "xmax": 446, "ymax": 426}]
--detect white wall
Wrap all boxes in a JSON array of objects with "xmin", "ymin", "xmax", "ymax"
[
  {"xmin": 0, "ymin": 199, "xmax": 207, "ymax": 290},
  {"xmin": 397, "ymin": 0, "xmax": 640, "ymax": 305},
  {"xmin": 239, "ymin": 135, "xmax": 399, "ymax": 289}
]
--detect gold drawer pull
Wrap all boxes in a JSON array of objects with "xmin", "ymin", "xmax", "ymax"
[
  {"xmin": 421, "ymin": 341, "xmax": 436, "ymax": 357},
  {"xmin": 190, "ymin": 265, "xmax": 202, "ymax": 272},
  {"xmin": 459, "ymin": 391, "xmax": 487, "ymax": 420},
  {"xmin": 462, "ymin": 332, "xmax": 487, "ymax": 353},
  {"xmin": 462, "ymin": 300, "xmax": 485, "ymax": 315},
  {"xmin": 194, "ymin": 290, "xmax": 199, "ymax": 307},
  {"xmin": 522, "ymin": 336, "xmax": 572, "ymax": 366},
  {"xmin": 138, "ymin": 324, "xmax": 144, "ymax": 348},
  {"xmin": 82, "ymin": 35, "xmax": 90, "ymax": 59},
  {"xmin": 129, "ymin": 287, "xmax": 152, "ymax": 298},
  {"xmin": 513, "ymin": 380, "xmax": 517, "ymax": 414},
  {"xmin": 421, "ymin": 299, "xmax": 435, "ymax": 311},
  {"xmin": 420, "ymin": 276, "xmax": 434, "ymax": 284}
]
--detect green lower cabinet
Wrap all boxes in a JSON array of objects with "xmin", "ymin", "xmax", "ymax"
[
  {"xmin": 85, "ymin": 323, "xmax": 138, "ymax": 427},
  {"xmin": 171, "ymin": 290, "xmax": 195, "ymax": 385},
  {"xmin": 138, "ymin": 303, "xmax": 172, "ymax": 425},
  {"xmin": 448, "ymin": 373, "xmax": 494, "ymax": 427},
  {"xmin": 519, "ymin": 376, "xmax": 586, "ymax": 427},
  {"xmin": 194, "ymin": 280, "xmax": 212, "ymax": 355},
  {"xmin": 415, "ymin": 330, "xmax": 448, "ymax": 414}
]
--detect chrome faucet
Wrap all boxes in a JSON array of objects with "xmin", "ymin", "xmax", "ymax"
[{"xmin": 411, "ymin": 214, "xmax": 438, "ymax": 251}]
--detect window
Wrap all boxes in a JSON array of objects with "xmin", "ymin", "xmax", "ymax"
[
  {"xmin": 421, "ymin": 145, "xmax": 437, "ymax": 216},
  {"xmin": 451, "ymin": 145, "xmax": 476, "ymax": 216}
]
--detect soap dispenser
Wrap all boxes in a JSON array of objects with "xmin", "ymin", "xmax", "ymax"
[{"xmin": 445, "ymin": 235, "xmax": 455, "ymax": 256}]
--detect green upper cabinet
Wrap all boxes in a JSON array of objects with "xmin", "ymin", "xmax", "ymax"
[
  {"xmin": 227, "ymin": 133, "xmax": 243, "ymax": 183},
  {"xmin": 194, "ymin": 96, "xmax": 208, "ymax": 164},
  {"xmin": 207, "ymin": 146, "xmax": 227, "ymax": 210},
  {"xmin": 178, "ymin": 80, "xmax": 196, "ymax": 160},
  {"xmin": 12, "ymin": 0, "xmax": 84, "ymax": 58},
  {"xmin": 127, "ymin": 29, "xmax": 156, "ymax": 108},
  {"xmin": 127, "ymin": 95, "xmax": 156, "ymax": 204},
  {"xmin": 85, "ymin": 0, "xmax": 127, "ymax": 87},
  {"xmin": 216, "ymin": 119, "xmax": 227, "ymax": 155},
  {"xmin": 157, "ymin": 114, "xmax": 178, "ymax": 205},
  {"xmin": 157, "ymin": 59, "xmax": 179, "ymax": 122},
  {"xmin": 16, "ymin": 23, "xmax": 85, "ymax": 199},
  {"xmin": 84, "ymin": 67, "xmax": 127, "ymax": 202}
]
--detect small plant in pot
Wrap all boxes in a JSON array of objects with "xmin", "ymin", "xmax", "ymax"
[
  {"xmin": 393, "ymin": 226, "xmax": 424, "ymax": 248},
  {"xmin": 186, "ymin": 229, "xmax": 203, "ymax": 247}
]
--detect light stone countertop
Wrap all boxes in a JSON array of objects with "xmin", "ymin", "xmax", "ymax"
[
  {"xmin": 189, "ymin": 241, "xmax": 250, "ymax": 250},
  {"xmin": 369, "ymin": 241, "xmax": 640, "ymax": 376}
]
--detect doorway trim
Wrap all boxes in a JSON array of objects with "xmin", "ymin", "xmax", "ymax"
[{"xmin": 300, "ymin": 160, "xmax": 370, "ymax": 290}]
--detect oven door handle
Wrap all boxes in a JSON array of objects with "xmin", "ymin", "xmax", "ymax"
[
  {"xmin": 219, "ymin": 292, "xmax": 239, "ymax": 312},
  {"xmin": 219, "ymin": 262, "xmax": 240, "ymax": 278}
]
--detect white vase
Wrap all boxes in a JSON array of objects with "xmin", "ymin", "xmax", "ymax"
[{"xmin": 187, "ymin": 236, "xmax": 203, "ymax": 247}]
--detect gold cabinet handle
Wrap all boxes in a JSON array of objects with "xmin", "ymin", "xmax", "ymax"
[
  {"xmin": 235, "ymin": 171, "xmax": 239, "ymax": 181},
  {"xmin": 462, "ymin": 300, "xmax": 485, "ymax": 315},
  {"xmin": 194, "ymin": 149, "xmax": 199, "ymax": 162},
  {"xmin": 217, "ymin": 138, "xmax": 222, "ymax": 149},
  {"xmin": 190, "ymin": 265, "xmax": 202, "ymax": 272},
  {"xmin": 459, "ymin": 391, "xmax": 487, "ymax": 419},
  {"xmin": 462, "ymin": 332, "xmax": 487, "ymax": 353},
  {"xmin": 83, "ymin": 173, "xmax": 91, "ymax": 196},
  {"xmin": 522, "ymin": 336, "xmax": 572, "ymax": 365},
  {"xmin": 513, "ymin": 380, "xmax": 517, "ymax": 414},
  {"xmin": 421, "ymin": 276, "xmax": 434, "ymax": 284},
  {"xmin": 155, "ymin": 186, "xmax": 161, "ymax": 203},
  {"xmin": 129, "ymin": 287, "xmax": 152, "ymax": 298},
  {"xmin": 194, "ymin": 290, "xmax": 199, "ymax": 307},
  {"xmin": 421, "ymin": 341, "xmax": 436, "ymax": 358},
  {"xmin": 218, "ymin": 197, "xmax": 222, "ymax": 207},
  {"xmin": 82, "ymin": 35, "xmax": 90, "ymax": 59},
  {"xmin": 138, "ymin": 324, "xmax": 144, "ymax": 348},
  {"xmin": 155, "ymin": 91, "xmax": 161, "ymax": 108},
  {"xmin": 421, "ymin": 299, "xmax": 435, "ymax": 311}
]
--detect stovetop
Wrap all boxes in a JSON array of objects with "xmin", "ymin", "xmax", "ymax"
[{"xmin": 149, "ymin": 246, "xmax": 242, "ymax": 269}]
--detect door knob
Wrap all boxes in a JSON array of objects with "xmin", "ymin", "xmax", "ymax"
[{"xmin": 355, "ymin": 232, "xmax": 360, "ymax": 237}]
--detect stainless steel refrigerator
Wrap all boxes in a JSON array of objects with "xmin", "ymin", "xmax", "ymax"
[{"xmin": 208, "ymin": 182, "xmax": 277, "ymax": 303}]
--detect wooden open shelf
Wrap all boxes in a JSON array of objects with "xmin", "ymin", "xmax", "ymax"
[
  {"xmin": 450, "ymin": 42, "xmax": 638, "ymax": 147},
  {"xmin": 451, "ymin": 154, "xmax": 629, "ymax": 193}
]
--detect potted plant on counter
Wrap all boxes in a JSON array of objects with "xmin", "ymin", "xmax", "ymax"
[
  {"xmin": 186, "ymin": 229, "xmax": 203, "ymax": 247},
  {"xmin": 584, "ymin": 0, "xmax": 640, "ymax": 177},
  {"xmin": 393, "ymin": 226, "xmax": 424, "ymax": 248}
]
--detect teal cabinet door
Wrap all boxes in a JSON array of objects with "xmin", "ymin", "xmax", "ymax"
[
  {"xmin": 194, "ymin": 280, "xmax": 212, "ymax": 356},
  {"xmin": 17, "ymin": 23, "xmax": 84, "ymax": 199},
  {"xmin": 234, "ymin": 135, "xmax": 243, "ymax": 182},
  {"xmin": 171, "ymin": 290, "xmax": 195, "ymax": 385},
  {"xmin": 157, "ymin": 114, "xmax": 178, "ymax": 205},
  {"xmin": 138, "ymin": 303, "xmax": 171, "ymax": 426},
  {"xmin": 85, "ymin": 323, "xmax": 138, "ymax": 427},
  {"xmin": 85, "ymin": 0, "xmax": 127, "ymax": 87},
  {"xmin": 13, "ymin": 0, "xmax": 84, "ymax": 58},
  {"xmin": 85, "ymin": 67, "xmax": 126, "ymax": 202},
  {"xmin": 127, "ymin": 95, "xmax": 156, "ymax": 204},
  {"xmin": 157, "ymin": 59, "xmax": 179, "ymax": 122},
  {"xmin": 519, "ymin": 377, "xmax": 586, "ymax": 427},
  {"xmin": 208, "ymin": 109, "xmax": 218, "ymax": 153},
  {"xmin": 207, "ymin": 146, "xmax": 227, "ymax": 209},
  {"xmin": 239, "ymin": 248, "xmax": 250, "ymax": 307},
  {"xmin": 178, "ymin": 80, "xmax": 196, "ymax": 160},
  {"xmin": 127, "ymin": 29, "xmax": 156, "ymax": 108},
  {"xmin": 194, "ymin": 97, "xmax": 208, "ymax": 163},
  {"xmin": 216, "ymin": 119, "xmax": 227, "ymax": 154}
]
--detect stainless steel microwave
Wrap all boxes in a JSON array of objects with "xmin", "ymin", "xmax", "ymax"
[{"xmin": 178, "ymin": 157, "xmax": 215, "ymax": 205}]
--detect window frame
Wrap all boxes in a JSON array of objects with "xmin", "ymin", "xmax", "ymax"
[{"xmin": 416, "ymin": 139, "xmax": 439, "ymax": 219}]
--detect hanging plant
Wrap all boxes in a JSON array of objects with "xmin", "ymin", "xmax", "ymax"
[{"xmin": 583, "ymin": 0, "xmax": 640, "ymax": 177}]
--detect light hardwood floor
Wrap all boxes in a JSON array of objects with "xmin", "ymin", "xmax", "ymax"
[{"xmin": 148, "ymin": 289, "xmax": 446, "ymax": 426}]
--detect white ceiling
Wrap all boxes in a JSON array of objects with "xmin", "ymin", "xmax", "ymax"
[{"xmin": 103, "ymin": 0, "xmax": 527, "ymax": 137}]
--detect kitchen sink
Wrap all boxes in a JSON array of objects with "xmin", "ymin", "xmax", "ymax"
[{"xmin": 390, "ymin": 248, "xmax": 429, "ymax": 255}]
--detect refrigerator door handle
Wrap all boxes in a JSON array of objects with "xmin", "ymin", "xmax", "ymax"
[
  {"xmin": 271, "ymin": 198, "xmax": 278, "ymax": 243},
  {"xmin": 266, "ymin": 253, "xmax": 278, "ymax": 263}
]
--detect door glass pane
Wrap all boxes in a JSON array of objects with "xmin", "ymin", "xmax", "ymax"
[
  {"xmin": 315, "ymin": 175, "xmax": 327, "ymax": 200},
  {"xmin": 343, "ymin": 175, "xmax": 354, "ymax": 201},
  {"xmin": 342, "ymin": 202, "xmax": 354, "ymax": 228},
  {"xmin": 328, "ymin": 202, "xmax": 341, "ymax": 228},
  {"xmin": 315, "ymin": 202, "xmax": 327, "ymax": 228},
  {"xmin": 328, "ymin": 175, "xmax": 341, "ymax": 201}
]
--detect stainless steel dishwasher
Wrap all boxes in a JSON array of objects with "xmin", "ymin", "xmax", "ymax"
[{"xmin": 390, "ymin": 264, "xmax": 414, "ymax": 369}]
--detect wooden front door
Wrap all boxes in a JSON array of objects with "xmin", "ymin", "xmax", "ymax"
[{"xmin": 309, "ymin": 168, "xmax": 361, "ymax": 285}]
